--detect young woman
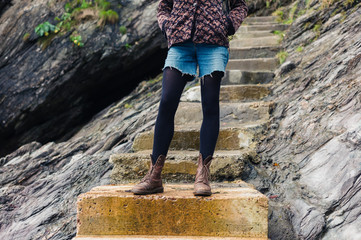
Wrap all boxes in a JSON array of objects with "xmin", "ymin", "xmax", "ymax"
[{"xmin": 132, "ymin": 0, "xmax": 248, "ymax": 196}]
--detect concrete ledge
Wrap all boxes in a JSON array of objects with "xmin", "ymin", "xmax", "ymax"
[
  {"xmin": 243, "ymin": 16, "xmax": 277, "ymax": 23},
  {"xmin": 74, "ymin": 235, "xmax": 268, "ymax": 239},
  {"xmin": 175, "ymin": 102, "xmax": 273, "ymax": 126},
  {"xmin": 181, "ymin": 85, "xmax": 272, "ymax": 102},
  {"xmin": 132, "ymin": 122, "xmax": 268, "ymax": 152},
  {"xmin": 222, "ymin": 70, "xmax": 274, "ymax": 85},
  {"xmin": 76, "ymin": 184, "xmax": 268, "ymax": 238},
  {"xmin": 230, "ymin": 36, "xmax": 280, "ymax": 48},
  {"xmin": 235, "ymin": 31, "xmax": 274, "ymax": 38},
  {"xmin": 219, "ymin": 85, "xmax": 272, "ymax": 102},
  {"xmin": 237, "ymin": 24, "xmax": 289, "ymax": 32},
  {"xmin": 109, "ymin": 150, "xmax": 257, "ymax": 183},
  {"xmin": 227, "ymin": 58, "xmax": 278, "ymax": 72},
  {"xmin": 229, "ymin": 46, "xmax": 280, "ymax": 59}
]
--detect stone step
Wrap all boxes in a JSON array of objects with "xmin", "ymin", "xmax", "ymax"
[
  {"xmin": 235, "ymin": 31, "xmax": 275, "ymax": 38},
  {"xmin": 236, "ymin": 24, "xmax": 289, "ymax": 32},
  {"xmin": 74, "ymin": 236, "xmax": 269, "ymax": 240},
  {"xmin": 132, "ymin": 121, "xmax": 268, "ymax": 151},
  {"xmin": 244, "ymin": 16, "xmax": 277, "ymax": 23},
  {"xmin": 181, "ymin": 85, "xmax": 272, "ymax": 102},
  {"xmin": 229, "ymin": 46, "xmax": 280, "ymax": 59},
  {"xmin": 244, "ymin": 21, "xmax": 278, "ymax": 25},
  {"xmin": 223, "ymin": 70, "xmax": 274, "ymax": 85},
  {"xmin": 175, "ymin": 101, "xmax": 273, "ymax": 126},
  {"xmin": 229, "ymin": 36, "xmax": 280, "ymax": 48},
  {"xmin": 226, "ymin": 58, "xmax": 278, "ymax": 72},
  {"xmin": 110, "ymin": 150, "xmax": 257, "ymax": 183},
  {"xmin": 75, "ymin": 184, "xmax": 268, "ymax": 238}
]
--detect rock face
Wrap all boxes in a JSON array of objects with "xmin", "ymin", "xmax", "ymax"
[
  {"xmin": 0, "ymin": 0, "xmax": 166, "ymax": 157},
  {"xmin": 250, "ymin": 1, "xmax": 361, "ymax": 239},
  {"xmin": 0, "ymin": 78, "xmax": 163, "ymax": 239}
]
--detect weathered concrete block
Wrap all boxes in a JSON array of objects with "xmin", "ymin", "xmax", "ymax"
[
  {"xmin": 132, "ymin": 123, "xmax": 268, "ymax": 152},
  {"xmin": 235, "ymin": 31, "xmax": 274, "ymax": 38},
  {"xmin": 237, "ymin": 24, "xmax": 289, "ymax": 32},
  {"xmin": 76, "ymin": 184, "xmax": 268, "ymax": 238},
  {"xmin": 222, "ymin": 70, "xmax": 274, "ymax": 85},
  {"xmin": 109, "ymin": 150, "xmax": 257, "ymax": 183},
  {"xmin": 174, "ymin": 102, "xmax": 273, "ymax": 126},
  {"xmin": 229, "ymin": 46, "xmax": 280, "ymax": 59},
  {"xmin": 230, "ymin": 36, "xmax": 281, "ymax": 48},
  {"xmin": 227, "ymin": 58, "xmax": 278, "ymax": 72},
  {"xmin": 74, "ymin": 236, "xmax": 269, "ymax": 239},
  {"xmin": 180, "ymin": 85, "xmax": 271, "ymax": 103},
  {"xmin": 243, "ymin": 16, "xmax": 277, "ymax": 23},
  {"xmin": 219, "ymin": 85, "xmax": 272, "ymax": 102}
]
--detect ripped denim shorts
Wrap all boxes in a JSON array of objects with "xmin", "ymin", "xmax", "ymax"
[{"xmin": 162, "ymin": 39, "xmax": 229, "ymax": 82}]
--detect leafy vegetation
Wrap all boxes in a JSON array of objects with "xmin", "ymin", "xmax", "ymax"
[
  {"xmin": 277, "ymin": 51, "xmax": 288, "ymax": 64},
  {"xmin": 98, "ymin": 9, "xmax": 119, "ymax": 27},
  {"xmin": 272, "ymin": 30, "xmax": 285, "ymax": 43},
  {"xmin": 35, "ymin": 21, "xmax": 58, "ymax": 37},
  {"xmin": 119, "ymin": 25, "xmax": 127, "ymax": 35},
  {"xmin": 70, "ymin": 34, "xmax": 84, "ymax": 47},
  {"xmin": 34, "ymin": 0, "xmax": 120, "ymax": 48},
  {"xmin": 313, "ymin": 22, "xmax": 322, "ymax": 39},
  {"xmin": 23, "ymin": 33, "xmax": 30, "ymax": 42}
]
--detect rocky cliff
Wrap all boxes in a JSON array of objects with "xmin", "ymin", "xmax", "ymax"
[
  {"xmin": 0, "ymin": 0, "xmax": 360, "ymax": 239},
  {"xmin": 0, "ymin": 0, "xmax": 166, "ymax": 157},
  {"xmin": 250, "ymin": 0, "xmax": 361, "ymax": 239}
]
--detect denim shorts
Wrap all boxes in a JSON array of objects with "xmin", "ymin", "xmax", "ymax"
[{"xmin": 162, "ymin": 39, "xmax": 229, "ymax": 82}]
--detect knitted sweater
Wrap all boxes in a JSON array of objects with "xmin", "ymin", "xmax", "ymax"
[{"xmin": 157, "ymin": 0, "xmax": 248, "ymax": 48}]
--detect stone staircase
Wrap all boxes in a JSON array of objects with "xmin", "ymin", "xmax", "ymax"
[{"xmin": 74, "ymin": 16, "xmax": 288, "ymax": 240}]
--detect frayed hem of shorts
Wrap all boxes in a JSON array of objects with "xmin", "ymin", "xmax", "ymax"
[
  {"xmin": 162, "ymin": 66, "xmax": 197, "ymax": 80},
  {"xmin": 199, "ymin": 70, "xmax": 225, "ymax": 85}
]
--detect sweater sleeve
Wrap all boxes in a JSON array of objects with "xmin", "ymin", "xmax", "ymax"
[
  {"xmin": 157, "ymin": 0, "xmax": 173, "ymax": 33},
  {"xmin": 226, "ymin": 0, "xmax": 248, "ymax": 35}
]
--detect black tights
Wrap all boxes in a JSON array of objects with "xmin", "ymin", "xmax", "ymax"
[{"xmin": 151, "ymin": 67, "xmax": 222, "ymax": 164}]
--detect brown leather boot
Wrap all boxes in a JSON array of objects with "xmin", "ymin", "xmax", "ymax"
[
  {"xmin": 193, "ymin": 153, "xmax": 213, "ymax": 196},
  {"xmin": 131, "ymin": 154, "xmax": 166, "ymax": 195}
]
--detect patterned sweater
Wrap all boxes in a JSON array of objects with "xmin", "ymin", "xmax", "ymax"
[{"xmin": 157, "ymin": 0, "xmax": 248, "ymax": 48}]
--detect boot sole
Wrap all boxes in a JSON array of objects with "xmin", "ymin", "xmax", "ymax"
[
  {"xmin": 132, "ymin": 187, "xmax": 164, "ymax": 195},
  {"xmin": 193, "ymin": 190, "xmax": 212, "ymax": 196}
]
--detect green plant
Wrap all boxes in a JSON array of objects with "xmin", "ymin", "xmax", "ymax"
[
  {"xmin": 124, "ymin": 103, "xmax": 133, "ymax": 109},
  {"xmin": 296, "ymin": 46, "xmax": 303, "ymax": 52},
  {"xmin": 119, "ymin": 25, "xmax": 127, "ymax": 35},
  {"xmin": 124, "ymin": 43, "xmax": 132, "ymax": 50},
  {"xmin": 313, "ymin": 22, "xmax": 322, "ymax": 39},
  {"xmin": 343, "ymin": 0, "xmax": 356, "ymax": 7},
  {"xmin": 35, "ymin": 21, "xmax": 57, "ymax": 37},
  {"xmin": 23, "ymin": 33, "xmax": 30, "ymax": 41},
  {"xmin": 297, "ymin": 9, "xmax": 306, "ymax": 17},
  {"xmin": 98, "ymin": 9, "xmax": 119, "ymax": 27},
  {"xmin": 287, "ymin": 3, "xmax": 298, "ymax": 22},
  {"xmin": 277, "ymin": 51, "xmax": 288, "ymax": 64},
  {"xmin": 80, "ymin": 0, "xmax": 91, "ymax": 9},
  {"xmin": 34, "ymin": 0, "xmax": 119, "ymax": 49},
  {"xmin": 95, "ymin": 0, "xmax": 111, "ymax": 10},
  {"xmin": 272, "ymin": 30, "xmax": 285, "ymax": 42},
  {"xmin": 303, "ymin": 21, "xmax": 312, "ymax": 30},
  {"xmin": 272, "ymin": 9, "xmax": 284, "ymax": 22},
  {"xmin": 70, "ymin": 34, "xmax": 84, "ymax": 47}
]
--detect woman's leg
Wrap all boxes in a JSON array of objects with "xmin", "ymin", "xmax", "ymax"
[
  {"xmin": 199, "ymin": 71, "xmax": 223, "ymax": 158},
  {"xmin": 151, "ymin": 67, "xmax": 193, "ymax": 164}
]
